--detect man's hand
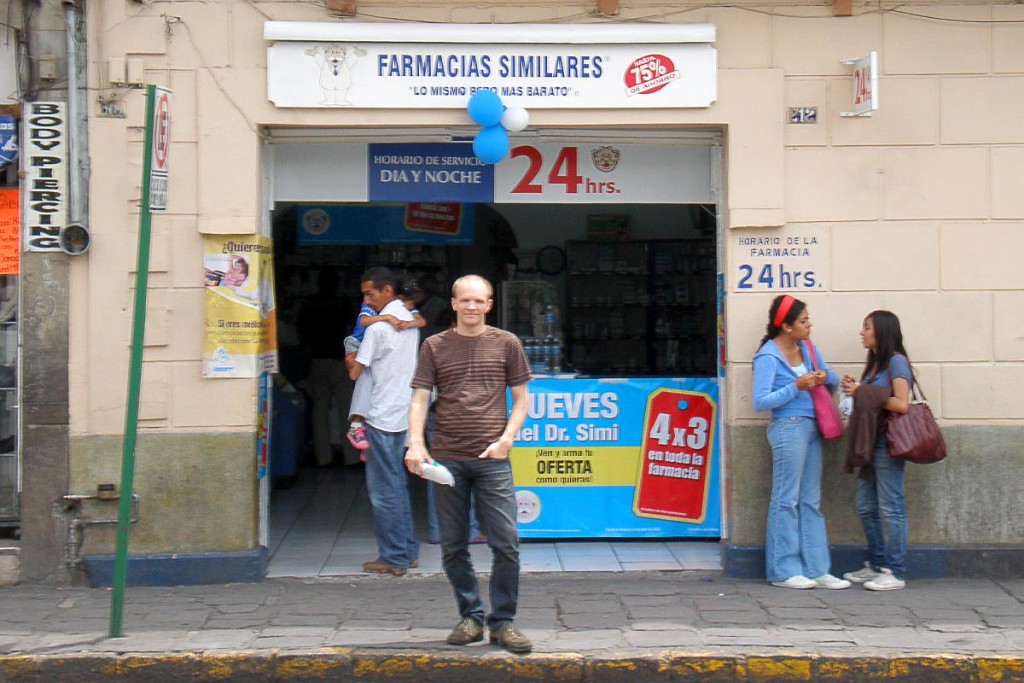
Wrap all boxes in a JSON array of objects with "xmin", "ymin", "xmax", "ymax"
[
  {"xmin": 405, "ymin": 442, "xmax": 434, "ymax": 475},
  {"xmin": 479, "ymin": 437, "xmax": 513, "ymax": 460}
]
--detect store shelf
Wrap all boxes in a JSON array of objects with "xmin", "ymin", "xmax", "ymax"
[{"xmin": 565, "ymin": 239, "xmax": 716, "ymax": 377}]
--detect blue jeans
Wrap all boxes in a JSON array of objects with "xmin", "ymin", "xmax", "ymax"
[
  {"xmin": 855, "ymin": 440, "xmax": 908, "ymax": 580},
  {"xmin": 434, "ymin": 458, "xmax": 519, "ymax": 629},
  {"xmin": 427, "ymin": 486, "xmax": 482, "ymax": 543},
  {"xmin": 765, "ymin": 416, "xmax": 831, "ymax": 581},
  {"xmin": 364, "ymin": 425, "xmax": 419, "ymax": 568}
]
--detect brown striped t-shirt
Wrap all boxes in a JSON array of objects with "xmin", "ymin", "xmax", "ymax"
[{"xmin": 411, "ymin": 326, "xmax": 531, "ymax": 461}]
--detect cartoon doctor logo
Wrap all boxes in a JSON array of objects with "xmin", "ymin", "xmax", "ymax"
[
  {"xmin": 623, "ymin": 53, "xmax": 680, "ymax": 97},
  {"xmin": 591, "ymin": 146, "xmax": 620, "ymax": 173},
  {"xmin": 515, "ymin": 490, "xmax": 542, "ymax": 524},
  {"xmin": 304, "ymin": 44, "xmax": 368, "ymax": 106}
]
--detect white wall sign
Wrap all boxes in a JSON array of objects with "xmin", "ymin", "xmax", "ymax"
[
  {"xmin": 841, "ymin": 51, "xmax": 878, "ymax": 117},
  {"xmin": 23, "ymin": 101, "xmax": 67, "ymax": 252},
  {"xmin": 729, "ymin": 227, "xmax": 828, "ymax": 292},
  {"xmin": 270, "ymin": 141, "xmax": 714, "ymax": 205},
  {"xmin": 148, "ymin": 87, "xmax": 172, "ymax": 211},
  {"xmin": 265, "ymin": 23, "xmax": 717, "ymax": 110}
]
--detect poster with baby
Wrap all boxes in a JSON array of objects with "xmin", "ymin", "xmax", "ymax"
[{"xmin": 203, "ymin": 235, "xmax": 278, "ymax": 377}]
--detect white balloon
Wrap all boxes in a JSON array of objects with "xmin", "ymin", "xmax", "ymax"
[{"xmin": 500, "ymin": 107, "xmax": 530, "ymax": 132}]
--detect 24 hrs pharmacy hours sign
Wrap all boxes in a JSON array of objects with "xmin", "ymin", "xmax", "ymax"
[{"xmin": 730, "ymin": 227, "xmax": 829, "ymax": 292}]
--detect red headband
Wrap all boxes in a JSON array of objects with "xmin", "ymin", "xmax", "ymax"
[{"xmin": 772, "ymin": 295, "xmax": 797, "ymax": 329}]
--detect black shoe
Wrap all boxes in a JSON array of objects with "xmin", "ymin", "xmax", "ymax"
[
  {"xmin": 446, "ymin": 617, "xmax": 484, "ymax": 645},
  {"xmin": 489, "ymin": 622, "xmax": 532, "ymax": 654}
]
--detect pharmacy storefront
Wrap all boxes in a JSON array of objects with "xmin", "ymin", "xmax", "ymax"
[
  {"xmin": 263, "ymin": 22, "xmax": 725, "ymax": 543},
  {"xmin": 71, "ymin": 4, "xmax": 1024, "ymax": 586}
]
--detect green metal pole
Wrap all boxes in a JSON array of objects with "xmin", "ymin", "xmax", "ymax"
[{"xmin": 109, "ymin": 85, "xmax": 157, "ymax": 638}]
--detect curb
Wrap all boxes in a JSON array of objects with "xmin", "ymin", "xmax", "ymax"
[{"xmin": 3, "ymin": 651, "xmax": 1024, "ymax": 682}]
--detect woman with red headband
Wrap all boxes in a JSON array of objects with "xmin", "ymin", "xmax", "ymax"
[{"xmin": 752, "ymin": 295, "xmax": 850, "ymax": 590}]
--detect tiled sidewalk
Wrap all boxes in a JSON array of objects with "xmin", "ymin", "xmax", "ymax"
[{"xmin": 267, "ymin": 467, "xmax": 723, "ymax": 578}]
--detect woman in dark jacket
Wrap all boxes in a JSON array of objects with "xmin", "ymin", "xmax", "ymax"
[{"xmin": 840, "ymin": 310, "xmax": 913, "ymax": 591}]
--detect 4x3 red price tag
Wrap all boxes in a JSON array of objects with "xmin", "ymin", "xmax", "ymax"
[{"xmin": 633, "ymin": 389, "xmax": 717, "ymax": 524}]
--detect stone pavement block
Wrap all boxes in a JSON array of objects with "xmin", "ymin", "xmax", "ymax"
[
  {"xmin": 766, "ymin": 606, "xmax": 840, "ymax": 620},
  {"xmin": 559, "ymin": 613, "xmax": 629, "ymax": 629},
  {"xmin": 325, "ymin": 630, "xmax": 414, "ymax": 647},
  {"xmin": 550, "ymin": 628, "xmax": 624, "ymax": 650},
  {"xmin": 268, "ymin": 614, "xmax": 340, "ymax": 627},
  {"xmin": 699, "ymin": 610, "xmax": 768, "ymax": 625},
  {"xmin": 625, "ymin": 605, "xmax": 697, "ymax": 620},
  {"xmin": 622, "ymin": 629, "xmax": 695, "ymax": 648}
]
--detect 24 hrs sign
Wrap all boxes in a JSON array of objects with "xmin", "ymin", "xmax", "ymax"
[{"xmin": 730, "ymin": 228, "xmax": 829, "ymax": 292}]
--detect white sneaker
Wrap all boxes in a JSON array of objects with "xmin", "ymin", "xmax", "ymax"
[
  {"xmin": 771, "ymin": 575, "xmax": 817, "ymax": 590},
  {"xmin": 811, "ymin": 574, "xmax": 852, "ymax": 590},
  {"xmin": 843, "ymin": 562, "xmax": 881, "ymax": 584},
  {"xmin": 864, "ymin": 568, "xmax": 906, "ymax": 591}
]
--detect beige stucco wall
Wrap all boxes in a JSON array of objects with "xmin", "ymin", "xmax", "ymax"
[{"xmin": 79, "ymin": 0, "xmax": 1024, "ymax": 552}]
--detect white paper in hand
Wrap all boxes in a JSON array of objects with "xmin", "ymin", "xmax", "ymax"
[{"xmin": 419, "ymin": 462, "xmax": 455, "ymax": 487}]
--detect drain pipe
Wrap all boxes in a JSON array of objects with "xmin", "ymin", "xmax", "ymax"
[
  {"xmin": 62, "ymin": 488, "xmax": 141, "ymax": 567},
  {"xmin": 63, "ymin": 0, "xmax": 88, "ymax": 229}
]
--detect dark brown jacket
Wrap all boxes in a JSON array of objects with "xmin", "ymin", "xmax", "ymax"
[{"xmin": 843, "ymin": 384, "xmax": 891, "ymax": 478}]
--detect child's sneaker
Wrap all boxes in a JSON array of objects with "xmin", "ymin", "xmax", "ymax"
[{"xmin": 347, "ymin": 425, "xmax": 369, "ymax": 450}]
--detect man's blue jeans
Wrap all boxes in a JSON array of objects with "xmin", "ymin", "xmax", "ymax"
[
  {"xmin": 765, "ymin": 416, "xmax": 831, "ymax": 581},
  {"xmin": 364, "ymin": 425, "xmax": 419, "ymax": 569},
  {"xmin": 434, "ymin": 458, "xmax": 519, "ymax": 629},
  {"xmin": 855, "ymin": 441, "xmax": 908, "ymax": 580}
]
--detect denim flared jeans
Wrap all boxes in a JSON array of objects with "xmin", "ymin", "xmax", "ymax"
[
  {"xmin": 855, "ymin": 440, "xmax": 908, "ymax": 580},
  {"xmin": 765, "ymin": 416, "xmax": 831, "ymax": 581},
  {"xmin": 433, "ymin": 458, "xmax": 520, "ymax": 629}
]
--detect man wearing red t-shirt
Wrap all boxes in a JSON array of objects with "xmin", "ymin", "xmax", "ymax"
[{"xmin": 405, "ymin": 274, "xmax": 532, "ymax": 654}]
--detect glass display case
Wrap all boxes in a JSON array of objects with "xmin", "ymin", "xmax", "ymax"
[{"xmin": 499, "ymin": 280, "xmax": 564, "ymax": 376}]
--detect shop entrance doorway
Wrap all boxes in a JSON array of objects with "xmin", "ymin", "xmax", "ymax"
[{"xmin": 263, "ymin": 130, "xmax": 725, "ymax": 576}]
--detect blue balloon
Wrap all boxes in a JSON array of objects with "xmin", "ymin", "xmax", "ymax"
[
  {"xmin": 473, "ymin": 124, "xmax": 509, "ymax": 164},
  {"xmin": 467, "ymin": 90, "xmax": 504, "ymax": 127}
]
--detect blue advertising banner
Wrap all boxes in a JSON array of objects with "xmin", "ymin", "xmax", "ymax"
[
  {"xmin": 297, "ymin": 203, "xmax": 475, "ymax": 245},
  {"xmin": 510, "ymin": 377, "xmax": 721, "ymax": 538},
  {"xmin": 0, "ymin": 116, "xmax": 17, "ymax": 171},
  {"xmin": 368, "ymin": 143, "xmax": 495, "ymax": 203}
]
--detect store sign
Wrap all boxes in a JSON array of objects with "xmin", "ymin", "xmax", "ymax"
[
  {"xmin": 314, "ymin": 142, "xmax": 714, "ymax": 205},
  {"xmin": 730, "ymin": 227, "xmax": 829, "ymax": 292},
  {"xmin": 841, "ymin": 52, "xmax": 878, "ymax": 117},
  {"xmin": 0, "ymin": 189, "xmax": 18, "ymax": 274},
  {"xmin": 22, "ymin": 102, "xmax": 67, "ymax": 252},
  {"xmin": 368, "ymin": 143, "xmax": 494, "ymax": 203},
  {"xmin": 510, "ymin": 376, "xmax": 721, "ymax": 538},
  {"xmin": 495, "ymin": 143, "xmax": 712, "ymax": 203},
  {"xmin": 265, "ymin": 23, "xmax": 716, "ymax": 109},
  {"xmin": 295, "ymin": 203, "xmax": 475, "ymax": 245}
]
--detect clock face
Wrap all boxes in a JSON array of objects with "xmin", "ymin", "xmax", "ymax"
[{"xmin": 536, "ymin": 245, "xmax": 566, "ymax": 275}]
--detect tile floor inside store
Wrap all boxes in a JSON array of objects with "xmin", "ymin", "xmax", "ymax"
[{"xmin": 267, "ymin": 466, "xmax": 723, "ymax": 578}]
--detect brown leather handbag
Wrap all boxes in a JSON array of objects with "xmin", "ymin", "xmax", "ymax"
[{"xmin": 885, "ymin": 384, "xmax": 947, "ymax": 464}]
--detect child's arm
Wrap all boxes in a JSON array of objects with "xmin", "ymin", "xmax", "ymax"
[
  {"xmin": 410, "ymin": 310, "xmax": 426, "ymax": 328},
  {"xmin": 362, "ymin": 313, "xmax": 403, "ymax": 329}
]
